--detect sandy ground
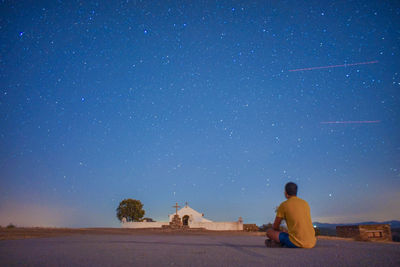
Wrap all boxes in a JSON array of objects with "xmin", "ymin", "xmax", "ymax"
[{"xmin": 1, "ymin": 232, "xmax": 399, "ymax": 266}]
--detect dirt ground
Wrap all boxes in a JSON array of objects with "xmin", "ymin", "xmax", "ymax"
[
  {"xmin": 0, "ymin": 227, "xmax": 268, "ymax": 240},
  {"xmin": 2, "ymin": 227, "xmax": 397, "ymax": 244}
]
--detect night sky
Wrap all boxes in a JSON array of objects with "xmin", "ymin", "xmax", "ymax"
[{"xmin": 1, "ymin": 0, "xmax": 399, "ymax": 227}]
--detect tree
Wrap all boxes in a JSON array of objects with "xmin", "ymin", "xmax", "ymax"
[{"xmin": 116, "ymin": 199, "xmax": 145, "ymax": 222}]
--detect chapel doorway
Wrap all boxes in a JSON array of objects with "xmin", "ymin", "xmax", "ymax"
[{"xmin": 182, "ymin": 215, "xmax": 189, "ymax": 226}]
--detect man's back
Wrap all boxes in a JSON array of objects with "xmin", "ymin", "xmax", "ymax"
[{"xmin": 277, "ymin": 196, "xmax": 316, "ymax": 248}]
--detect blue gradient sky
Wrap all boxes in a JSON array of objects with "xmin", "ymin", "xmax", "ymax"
[{"xmin": 0, "ymin": 0, "xmax": 399, "ymax": 227}]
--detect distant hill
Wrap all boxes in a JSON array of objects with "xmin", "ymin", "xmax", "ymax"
[{"xmin": 313, "ymin": 220, "xmax": 400, "ymax": 229}]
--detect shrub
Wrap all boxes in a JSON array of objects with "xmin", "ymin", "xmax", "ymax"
[
  {"xmin": 259, "ymin": 223, "xmax": 288, "ymax": 232},
  {"xmin": 243, "ymin": 224, "xmax": 259, "ymax": 232},
  {"xmin": 392, "ymin": 234, "xmax": 400, "ymax": 242},
  {"xmin": 314, "ymin": 227, "xmax": 321, "ymax": 236},
  {"xmin": 6, "ymin": 223, "xmax": 16, "ymax": 229},
  {"xmin": 258, "ymin": 223, "xmax": 272, "ymax": 232}
]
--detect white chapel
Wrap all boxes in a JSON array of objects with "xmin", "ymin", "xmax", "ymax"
[
  {"xmin": 121, "ymin": 202, "xmax": 243, "ymax": 231},
  {"xmin": 168, "ymin": 202, "xmax": 212, "ymax": 225}
]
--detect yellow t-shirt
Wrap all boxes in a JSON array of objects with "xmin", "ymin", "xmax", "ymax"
[{"xmin": 276, "ymin": 196, "xmax": 316, "ymax": 248}]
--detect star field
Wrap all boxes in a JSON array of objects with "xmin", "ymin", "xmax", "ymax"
[{"xmin": 0, "ymin": 0, "xmax": 399, "ymax": 227}]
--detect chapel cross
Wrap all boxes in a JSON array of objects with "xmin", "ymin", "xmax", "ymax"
[{"xmin": 173, "ymin": 202, "xmax": 181, "ymax": 215}]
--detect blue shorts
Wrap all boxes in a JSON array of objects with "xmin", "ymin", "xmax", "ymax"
[{"xmin": 279, "ymin": 232, "xmax": 299, "ymax": 248}]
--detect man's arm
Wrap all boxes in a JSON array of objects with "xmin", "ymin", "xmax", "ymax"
[{"xmin": 273, "ymin": 216, "xmax": 283, "ymax": 231}]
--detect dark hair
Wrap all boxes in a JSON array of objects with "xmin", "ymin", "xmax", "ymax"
[{"xmin": 285, "ymin": 182, "xmax": 298, "ymax": 196}]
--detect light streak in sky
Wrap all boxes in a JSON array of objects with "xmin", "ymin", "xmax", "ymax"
[
  {"xmin": 320, "ymin": 120, "xmax": 381, "ymax": 124},
  {"xmin": 289, "ymin": 60, "xmax": 378, "ymax": 72}
]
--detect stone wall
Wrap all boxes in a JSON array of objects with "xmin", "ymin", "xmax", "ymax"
[
  {"xmin": 122, "ymin": 221, "xmax": 243, "ymax": 230},
  {"xmin": 336, "ymin": 224, "xmax": 392, "ymax": 242},
  {"xmin": 121, "ymin": 222, "xmax": 169, "ymax": 229},
  {"xmin": 359, "ymin": 224, "xmax": 392, "ymax": 242},
  {"xmin": 190, "ymin": 221, "xmax": 243, "ymax": 231},
  {"xmin": 336, "ymin": 225, "xmax": 360, "ymax": 238}
]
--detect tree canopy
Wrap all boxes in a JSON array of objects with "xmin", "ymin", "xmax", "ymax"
[{"xmin": 116, "ymin": 199, "xmax": 145, "ymax": 222}]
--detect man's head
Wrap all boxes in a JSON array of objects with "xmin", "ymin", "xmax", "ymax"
[{"xmin": 284, "ymin": 182, "xmax": 298, "ymax": 198}]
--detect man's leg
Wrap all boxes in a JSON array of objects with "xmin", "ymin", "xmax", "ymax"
[
  {"xmin": 267, "ymin": 231, "xmax": 299, "ymax": 248},
  {"xmin": 266, "ymin": 229, "xmax": 281, "ymax": 243}
]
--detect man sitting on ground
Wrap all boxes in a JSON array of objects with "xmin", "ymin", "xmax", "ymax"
[{"xmin": 266, "ymin": 182, "xmax": 316, "ymax": 248}]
